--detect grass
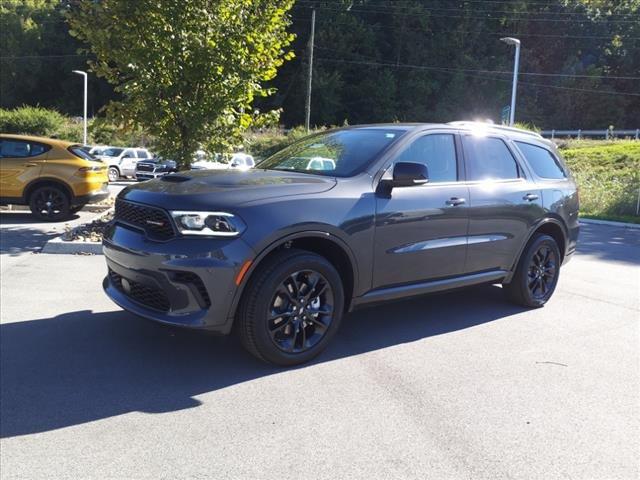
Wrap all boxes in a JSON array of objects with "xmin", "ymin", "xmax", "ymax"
[{"xmin": 559, "ymin": 140, "xmax": 640, "ymax": 224}]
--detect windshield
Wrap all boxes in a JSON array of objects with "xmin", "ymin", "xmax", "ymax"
[
  {"xmin": 101, "ymin": 147, "xmax": 123, "ymax": 157},
  {"xmin": 257, "ymin": 128, "xmax": 407, "ymax": 177}
]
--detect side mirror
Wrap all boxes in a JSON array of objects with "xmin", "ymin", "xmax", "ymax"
[{"xmin": 389, "ymin": 162, "xmax": 429, "ymax": 188}]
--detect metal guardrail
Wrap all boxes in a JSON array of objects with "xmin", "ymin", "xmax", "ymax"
[{"xmin": 541, "ymin": 129, "xmax": 640, "ymax": 140}]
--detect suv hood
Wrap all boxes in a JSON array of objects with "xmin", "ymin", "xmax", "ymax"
[{"xmin": 120, "ymin": 169, "xmax": 337, "ymax": 210}]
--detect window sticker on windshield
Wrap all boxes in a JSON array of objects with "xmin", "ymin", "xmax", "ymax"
[{"xmin": 385, "ymin": 133, "xmax": 396, "ymax": 138}]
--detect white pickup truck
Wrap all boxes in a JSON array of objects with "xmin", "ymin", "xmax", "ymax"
[{"xmin": 94, "ymin": 147, "xmax": 153, "ymax": 182}]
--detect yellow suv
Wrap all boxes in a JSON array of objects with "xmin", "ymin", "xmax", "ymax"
[{"xmin": 0, "ymin": 134, "xmax": 109, "ymax": 221}]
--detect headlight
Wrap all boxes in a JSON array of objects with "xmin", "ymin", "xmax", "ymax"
[{"xmin": 169, "ymin": 211, "xmax": 246, "ymax": 237}]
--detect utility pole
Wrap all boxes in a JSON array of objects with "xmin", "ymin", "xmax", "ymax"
[
  {"xmin": 500, "ymin": 37, "xmax": 520, "ymax": 126},
  {"xmin": 304, "ymin": 8, "xmax": 316, "ymax": 133},
  {"xmin": 72, "ymin": 70, "xmax": 88, "ymax": 145}
]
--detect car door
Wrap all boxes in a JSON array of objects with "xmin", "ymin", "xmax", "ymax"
[
  {"xmin": 461, "ymin": 134, "xmax": 544, "ymax": 273},
  {"xmin": 0, "ymin": 138, "xmax": 48, "ymax": 200},
  {"xmin": 373, "ymin": 132, "xmax": 469, "ymax": 289},
  {"xmin": 119, "ymin": 149, "xmax": 138, "ymax": 177}
]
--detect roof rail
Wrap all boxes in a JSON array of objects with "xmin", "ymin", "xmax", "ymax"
[{"xmin": 448, "ymin": 121, "xmax": 543, "ymax": 139}]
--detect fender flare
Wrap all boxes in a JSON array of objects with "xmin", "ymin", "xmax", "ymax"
[
  {"xmin": 503, "ymin": 216, "xmax": 569, "ymax": 283},
  {"xmin": 227, "ymin": 229, "xmax": 360, "ymax": 320}
]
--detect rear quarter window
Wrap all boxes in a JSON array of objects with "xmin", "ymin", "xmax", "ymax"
[{"xmin": 515, "ymin": 142, "xmax": 566, "ymax": 179}]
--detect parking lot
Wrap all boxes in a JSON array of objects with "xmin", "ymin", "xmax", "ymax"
[{"xmin": 0, "ymin": 213, "xmax": 638, "ymax": 479}]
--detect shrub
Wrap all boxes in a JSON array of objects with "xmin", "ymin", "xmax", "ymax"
[
  {"xmin": 562, "ymin": 141, "xmax": 640, "ymax": 220},
  {"xmin": 0, "ymin": 106, "xmax": 67, "ymax": 137}
]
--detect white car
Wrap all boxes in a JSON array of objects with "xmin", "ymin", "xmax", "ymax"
[
  {"xmin": 191, "ymin": 153, "xmax": 255, "ymax": 171},
  {"xmin": 95, "ymin": 147, "xmax": 153, "ymax": 182},
  {"xmin": 229, "ymin": 153, "xmax": 255, "ymax": 170}
]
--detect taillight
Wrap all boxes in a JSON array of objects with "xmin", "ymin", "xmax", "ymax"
[{"xmin": 75, "ymin": 166, "xmax": 105, "ymax": 177}]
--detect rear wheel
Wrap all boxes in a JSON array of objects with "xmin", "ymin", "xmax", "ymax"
[
  {"xmin": 108, "ymin": 167, "xmax": 120, "ymax": 182},
  {"xmin": 503, "ymin": 234, "xmax": 561, "ymax": 307},
  {"xmin": 29, "ymin": 185, "xmax": 71, "ymax": 221},
  {"xmin": 236, "ymin": 248, "xmax": 344, "ymax": 366}
]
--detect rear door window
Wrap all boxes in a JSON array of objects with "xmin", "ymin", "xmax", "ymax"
[
  {"xmin": 515, "ymin": 141, "xmax": 566, "ymax": 179},
  {"xmin": 462, "ymin": 136, "xmax": 519, "ymax": 181},
  {"xmin": 0, "ymin": 139, "xmax": 50, "ymax": 158}
]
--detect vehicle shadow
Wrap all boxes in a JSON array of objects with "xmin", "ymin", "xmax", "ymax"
[
  {"xmin": 0, "ymin": 212, "xmax": 82, "ymax": 255},
  {"xmin": 0, "ymin": 284, "xmax": 525, "ymax": 438},
  {"xmin": 0, "ymin": 211, "xmax": 80, "ymax": 225}
]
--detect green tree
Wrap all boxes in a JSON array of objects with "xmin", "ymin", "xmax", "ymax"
[
  {"xmin": 0, "ymin": 0, "xmax": 113, "ymax": 115},
  {"xmin": 67, "ymin": 0, "xmax": 295, "ymax": 166}
]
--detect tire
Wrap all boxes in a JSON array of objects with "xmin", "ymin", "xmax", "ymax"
[
  {"xmin": 70, "ymin": 205, "xmax": 83, "ymax": 214},
  {"xmin": 236, "ymin": 248, "xmax": 345, "ymax": 366},
  {"xmin": 29, "ymin": 185, "xmax": 71, "ymax": 221},
  {"xmin": 108, "ymin": 167, "xmax": 120, "ymax": 182},
  {"xmin": 503, "ymin": 234, "xmax": 561, "ymax": 308}
]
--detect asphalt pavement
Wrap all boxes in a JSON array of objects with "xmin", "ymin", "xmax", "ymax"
[{"xmin": 0, "ymin": 221, "xmax": 638, "ymax": 479}]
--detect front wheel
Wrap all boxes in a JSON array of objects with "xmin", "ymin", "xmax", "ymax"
[
  {"xmin": 503, "ymin": 234, "xmax": 561, "ymax": 307},
  {"xmin": 108, "ymin": 167, "xmax": 120, "ymax": 182},
  {"xmin": 236, "ymin": 248, "xmax": 344, "ymax": 366},
  {"xmin": 29, "ymin": 185, "xmax": 71, "ymax": 221}
]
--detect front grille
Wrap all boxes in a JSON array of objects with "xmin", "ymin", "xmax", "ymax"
[
  {"xmin": 115, "ymin": 199, "xmax": 174, "ymax": 240},
  {"xmin": 171, "ymin": 271, "xmax": 212, "ymax": 308},
  {"xmin": 136, "ymin": 163, "xmax": 155, "ymax": 172},
  {"xmin": 109, "ymin": 269, "xmax": 170, "ymax": 312}
]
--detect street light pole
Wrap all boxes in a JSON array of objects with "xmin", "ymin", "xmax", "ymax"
[
  {"xmin": 72, "ymin": 70, "xmax": 88, "ymax": 145},
  {"xmin": 500, "ymin": 37, "xmax": 520, "ymax": 126},
  {"xmin": 304, "ymin": 8, "xmax": 316, "ymax": 133}
]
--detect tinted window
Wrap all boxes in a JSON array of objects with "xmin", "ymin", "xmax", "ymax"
[
  {"xmin": 463, "ymin": 136, "xmax": 519, "ymax": 181},
  {"xmin": 396, "ymin": 134, "xmax": 457, "ymax": 183},
  {"xmin": 258, "ymin": 128, "xmax": 407, "ymax": 177},
  {"xmin": 515, "ymin": 142, "xmax": 566, "ymax": 179},
  {"xmin": 102, "ymin": 147, "xmax": 123, "ymax": 157},
  {"xmin": 0, "ymin": 139, "xmax": 49, "ymax": 158},
  {"xmin": 137, "ymin": 150, "xmax": 150, "ymax": 159},
  {"xmin": 69, "ymin": 145, "xmax": 100, "ymax": 162}
]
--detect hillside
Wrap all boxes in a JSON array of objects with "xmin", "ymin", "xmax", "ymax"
[{"xmin": 560, "ymin": 141, "xmax": 640, "ymax": 223}]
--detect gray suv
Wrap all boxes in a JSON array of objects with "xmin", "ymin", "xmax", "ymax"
[{"xmin": 103, "ymin": 122, "xmax": 579, "ymax": 365}]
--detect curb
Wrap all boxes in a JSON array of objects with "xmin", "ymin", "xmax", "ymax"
[
  {"xmin": 1, "ymin": 204, "xmax": 111, "ymax": 213},
  {"xmin": 41, "ymin": 237, "xmax": 103, "ymax": 255},
  {"xmin": 41, "ymin": 208, "xmax": 112, "ymax": 255},
  {"xmin": 580, "ymin": 218, "xmax": 640, "ymax": 229}
]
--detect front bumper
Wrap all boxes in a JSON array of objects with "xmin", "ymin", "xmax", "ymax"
[
  {"xmin": 136, "ymin": 171, "xmax": 169, "ymax": 181},
  {"xmin": 102, "ymin": 222, "xmax": 255, "ymax": 334}
]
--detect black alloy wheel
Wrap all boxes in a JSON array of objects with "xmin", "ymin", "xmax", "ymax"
[
  {"xmin": 527, "ymin": 245, "xmax": 557, "ymax": 300},
  {"xmin": 267, "ymin": 270, "xmax": 334, "ymax": 354},
  {"xmin": 236, "ymin": 248, "xmax": 344, "ymax": 366},
  {"xmin": 503, "ymin": 233, "xmax": 561, "ymax": 308},
  {"xmin": 29, "ymin": 185, "xmax": 71, "ymax": 221}
]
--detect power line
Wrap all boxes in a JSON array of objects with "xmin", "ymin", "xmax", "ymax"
[
  {"xmin": 290, "ymin": 16, "xmax": 640, "ymax": 40},
  {"xmin": 314, "ymin": 57, "xmax": 640, "ymax": 96},
  {"xmin": 296, "ymin": 3, "xmax": 640, "ymax": 24},
  {"xmin": 0, "ymin": 54, "xmax": 89, "ymax": 60},
  {"xmin": 296, "ymin": 0, "xmax": 639, "ymax": 18},
  {"xmin": 313, "ymin": 46, "xmax": 640, "ymax": 80}
]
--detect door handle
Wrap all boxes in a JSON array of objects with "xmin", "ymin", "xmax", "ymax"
[
  {"xmin": 446, "ymin": 197, "xmax": 466, "ymax": 206},
  {"xmin": 523, "ymin": 193, "xmax": 539, "ymax": 201},
  {"xmin": 24, "ymin": 163, "xmax": 38, "ymax": 167}
]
